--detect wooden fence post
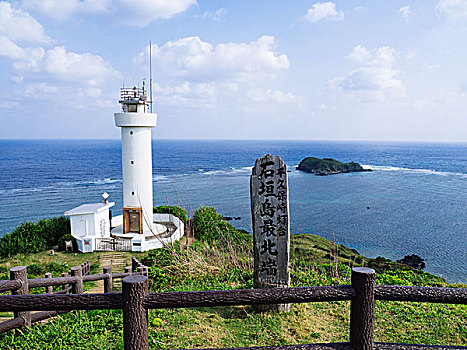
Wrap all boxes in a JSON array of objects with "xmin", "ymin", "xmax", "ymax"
[
  {"xmin": 71, "ymin": 266, "xmax": 84, "ymax": 315},
  {"xmin": 10, "ymin": 266, "xmax": 31, "ymax": 330},
  {"xmin": 125, "ymin": 266, "xmax": 132, "ymax": 274},
  {"xmin": 350, "ymin": 267, "xmax": 375, "ymax": 350},
  {"xmin": 45, "ymin": 273, "xmax": 53, "ymax": 294},
  {"xmin": 122, "ymin": 275, "xmax": 148, "ymax": 350},
  {"xmin": 82, "ymin": 262, "xmax": 89, "ymax": 276},
  {"xmin": 132, "ymin": 258, "xmax": 138, "ymax": 272},
  {"xmin": 61, "ymin": 272, "xmax": 68, "ymax": 293},
  {"xmin": 71, "ymin": 266, "xmax": 83, "ymax": 294},
  {"xmin": 103, "ymin": 266, "xmax": 112, "ymax": 293}
]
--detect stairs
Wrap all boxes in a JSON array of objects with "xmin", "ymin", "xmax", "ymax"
[{"xmin": 87, "ymin": 253, "xmax": 129, "ymax": 293}]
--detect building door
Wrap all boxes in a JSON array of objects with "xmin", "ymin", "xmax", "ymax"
[
  {"xmin": 123, "ymin": 207, "xmax": 142, "ymax": 234},
  {"xmin": 129, "ymin": 211, "xmax": 140, "ymax": 232}
]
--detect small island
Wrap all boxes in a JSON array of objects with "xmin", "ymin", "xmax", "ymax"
[{"xmin": 297, "ymin": 157, "xmax": 372, "ymax": 176}]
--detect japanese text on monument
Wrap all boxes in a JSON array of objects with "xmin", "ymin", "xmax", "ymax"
[{"xmin": 251, "ymin": 154, "xmax": 290, "ymax": 288}]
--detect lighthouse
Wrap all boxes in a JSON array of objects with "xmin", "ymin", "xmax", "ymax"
[
  {"xmin": 114, "ymin": 82, "xmax": 157, "ymax": 235},
  {"xmin": 65, "ymin": 81, "xmax": 185, "ymax": 253}
]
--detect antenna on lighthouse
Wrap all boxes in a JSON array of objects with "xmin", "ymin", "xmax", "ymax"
[{"xmin": 149, "ymin": 41, "xmax": 153, "ymax": 113}]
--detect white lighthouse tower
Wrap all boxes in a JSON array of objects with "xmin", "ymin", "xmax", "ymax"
[
  {"xmin": 65, "ymin": 80, "xmax": 185, "ymax": 253},
  {"xmin": 114, "ymin": 82, "xmax": 158, "ymax": 235}
]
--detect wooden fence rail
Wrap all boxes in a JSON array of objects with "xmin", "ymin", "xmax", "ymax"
[
  {"xmin": 375, "ymin": 285, "xmax": 467, "ymax": 303},
  {"xmin": 0, "ymin": 280, "xmax": 21, "ymax": 293},
  {"xmin": 1, "ymin": 283, "xmax": 465, "ymax": 312},
  {"xmin": 0, "ymin": 267, "xmax": 466, "ymax": 350},
  {"xmin": 0, "ymin": 259, "xmax": 148, "ymax": 334}
]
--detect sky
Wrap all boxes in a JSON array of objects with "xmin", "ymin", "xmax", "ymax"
[{"xmin": 0, "ymin": 0, "xmax": 467, "ymax": 141}]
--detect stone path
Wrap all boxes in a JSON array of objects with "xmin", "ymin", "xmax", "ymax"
[{"xmin": 86, "ymin": 252, "xmax": 128, "ymax": 293}]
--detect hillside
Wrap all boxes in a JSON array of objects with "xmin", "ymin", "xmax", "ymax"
[{"xmin": 0, "ymin": 207, "xmax": 465, "ymax": 349}]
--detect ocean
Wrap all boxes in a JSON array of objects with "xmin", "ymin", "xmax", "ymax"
[{"xmin": 0, "ymin": 140, "xmax": 465, "ymax": 283}]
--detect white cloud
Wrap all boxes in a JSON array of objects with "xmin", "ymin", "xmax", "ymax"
[
  {"xmin": 154, "ymin": 82, "xmax": 218, "ymax": 108},
  {"xmin": 0, "ymin": 2, "xmax": 120, "ymax": 108},
  {"xmin": 11, "ymin": 46, "xmax": 44, "ymax": 71},
  {"xmin": 304, "ymin": 2, "xmax": 344, "ymax": 23},
  {"xmin": 0, "ymin": 37, "xmax": 25, "ymax": 60},
  {"xmin": 21, "ymin": 0, "xmax": 196, "ymax": 26},
  {"xmin": 136, "ymin": 36, "xmax": 289, "ymax": 82},
  {"xmin": 21, "ymin": 82, "xmax": 112, "ymax": 110},
  {"xmin": 348, "ymin": 45, "xmax": 397, "ymax": 67},
  {"xmin": 0, "ymin": 2, "xmax": 51, "ymax": 44},
  {"xmin": 195, "ymin": 8, "xmax": 226, "ymax": 21},
  {"xmin": 0, "ymin": 2, "xmax": 118, "ymax": 88},
  {"xmin": 248, "ymin": 89, "xmax": 303, "ymax": 106},
  {"xmin": 0, "ymin": 100, "xmax": 19, "ymax": 108},
  {"xmin": 399, "ymin": 6, "xmax": 410, "ymax": 21},
  {"xmin": 421, "ymin": 63, "xmax": 440, "ymax": 73},
  {"xmin": 436, "ymin": 0, "xmax": 467, "ymax": 20},
  {"xmin": 353, "ymin": 6, "xmax": 367, "ymax": 14},
  {"xmin": 347, "ymin": 45, "xmax": 372, "ymax": 64},
  {"xmin": 115, "ymin": 0, "xmax": 197, "ymax": 27},
  {"xmin": 10, "ymin": 46, "xmax": 119, "ymax": 88},
  {"xmin": 330, "ymin": 45, "xmax": 404, "ymax": 100},
  {"xmin": 136, "ymin": 36, "xmax": 299, "ymax": 110},
  {"xmin": 21, "ymin": 0, "xmax": 109, "ymax": 20},
  {"xmin": 42, "ymin": 46, "xmax": 119, "ymax": 85},
  {"xmin": 24, "ymin": 82, "xmax": 58, "ymax": 97}
]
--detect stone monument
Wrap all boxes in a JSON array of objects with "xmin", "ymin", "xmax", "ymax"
[{"xmin": 250, "ymin": 154, "xmax": 290, "ymax": 312}]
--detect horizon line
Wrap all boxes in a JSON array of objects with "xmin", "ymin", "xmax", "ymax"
[{"xmin": 0, "ymin": 138, "xmax": 466, "ymax": 144}]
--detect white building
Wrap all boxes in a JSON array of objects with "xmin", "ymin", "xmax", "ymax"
[
  {"xmin": 64, "ymin": 202, "xmax": 114, "ymax": 253},
  {"xmin": 65, "ymin": 83, "xmax": 184, "ymax": 252}
]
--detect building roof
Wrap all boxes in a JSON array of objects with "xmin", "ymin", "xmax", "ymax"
[{"xmin": 65, "ymin": 202, "xmax": 115, "ymax": 216}]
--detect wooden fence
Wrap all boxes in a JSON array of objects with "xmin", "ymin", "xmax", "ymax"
[
  {"xmin": 0, "ymin": 266, "xmax": 466, "ymax": 350},
  {"xmin": 0, "ymin": 257, "xmax": 148, "ymax": 334}
]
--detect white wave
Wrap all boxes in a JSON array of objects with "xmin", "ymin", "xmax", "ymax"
[
  {"xmin": 231, "ymin": 166, "xmax": 253, "ymax": 173},
  {"xmin": 1, "ymin": 177, "xmax": 123, "ymax": 195},
  {"xmin": 2, "ymin": 187, "xmax": 51, "ymax": 195},
  {"xmin": 362, "ymin": 164, "xmax": 467, "ymax": 178},
  {"xmin": 153, "ymin": 175, "xmax": 169, "ymax": 182},
  {"xmin": 360, "ymin": 164, "xmax": 374, "ymax": 170},
  {"xmin": 59, "ymin": 178, "xmax": 122, "ymax": 187},
  {"xmin": 200, "ymin": 166, "xmax": 252, "ymax": 176},
  {"xmin": 201, "ymin": 169, "xmax": 227, "ymax": 176},
  {"xmin": 90, "ymin": 178, "xmax": 121, "ymax": 185}
]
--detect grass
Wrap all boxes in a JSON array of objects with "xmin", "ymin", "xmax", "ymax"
[
  {"xmin": 0, "ymin": 310, "xmax": 124, "ymax": 350},
  {"xmin": 0, "ymin": 215, "xmax": 465, "ymax": 349},
  {"xmin": 146, "ymin": 302, "xmax": 351, "ymax": 348},
  {"xmin": 374, "ymin": 301, "xmax": 466, "ymax": 344}
]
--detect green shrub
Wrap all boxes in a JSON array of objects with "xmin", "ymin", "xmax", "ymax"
[
  {"xmin": 41, "ymin": 216, "xmax": 71, "ymax": 247},
  {"xmin": 142, "ymin": 243, "xmax": 181, "ymax": 267},
  {"xmin": 27, "ymin": 264, "xmax": 45, "ymax": 276},
  {"xmin": 45, "ymin": 262, "xmax": 69, "ymax": 274},
  {"xmin": 192, "ymin": 206, "xmax": 248, "ymax": 244},
  {"xmin": 58, "ymin": 233, "xmax": 77, "ymax": 251},
  {"xmin": 0, "ymin": 217, "xmax": 70, "ymax": 258},
  {"xmin": 154, "ymin": 205, "xmax": 187, "ymax": 223}
]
